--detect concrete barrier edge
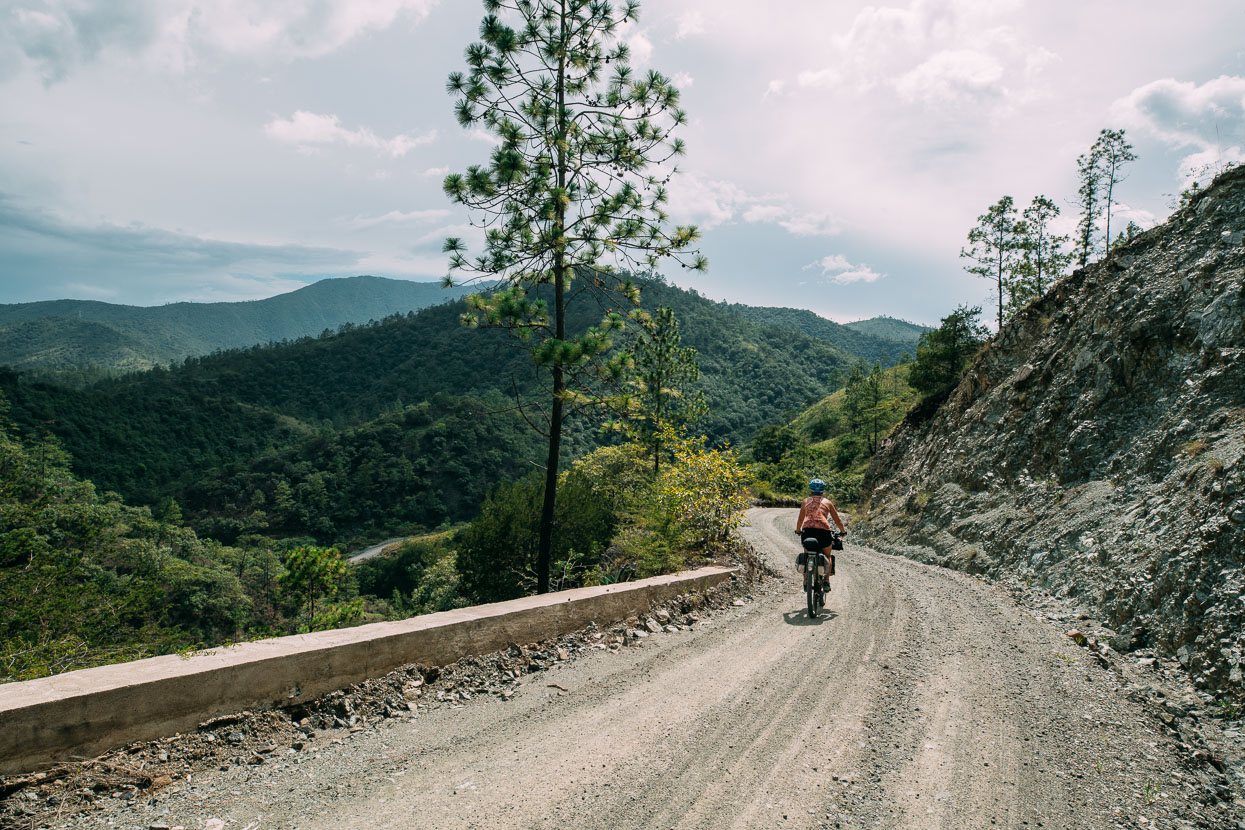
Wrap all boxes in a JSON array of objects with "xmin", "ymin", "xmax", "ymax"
[{"xmin": 0, "ymin": 565, "xmax": 736, "ymax": 775}]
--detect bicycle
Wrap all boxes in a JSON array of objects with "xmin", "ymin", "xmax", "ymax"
[{"xmin": 795, "ymin": 532, "xmax": 837, "ymax": 618}]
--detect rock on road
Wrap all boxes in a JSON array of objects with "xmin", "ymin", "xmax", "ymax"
[{"xmin": 81, "ymin": 509, "xmax": 1229, "ymax": 829}]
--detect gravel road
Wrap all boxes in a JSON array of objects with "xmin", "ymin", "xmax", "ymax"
[{"xmin": 59, "ymin": 508, "xmax": 1242, "ymax": 829}]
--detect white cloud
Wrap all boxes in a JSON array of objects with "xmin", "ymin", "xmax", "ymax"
[
  {"xmin": 411, "ymin": 222, "xmax": 479, "ymax": 249},
  {"xmin": 1176, "ymin": 146, "xmax": 1245, "ymax": 187},
  {"xmin": 3, "ymin": 0, "xmax": 440, "ymax": 81},
  {"xmin": 894, "ymin": 49, "xmax": 1004, "ymax": 105},
  {"xmin": 669, "ymin": 174, "xmax": 840, "ymax": 236},
  {"xmin": 348, "ymin": 208, "xmax": 452, "ymax": 230},
  {"xmin": 795, "ymin": 68, "xmax": 841, "ymax": 90},
  {"xmin": 626, "ymin": 30, "xmax": 654, "ymax": 67},
  {"xmin": 666, "ymin": 174, "xmax": 750, "ymax": 230},
  {"xmin": 465, "ymin": 128, "xmax": 501, "ymax": 145},
  {"xmin": 774, "ymin": 211, "xmax": 840, "ymax": 237},
  {"xmin": 1113, "ymin": 75, "xmax": 1245, "ymax": 148},
  {"xmin": 1109, "ymin": 203, "xmax": 1159, "ymax": 231},
  {"xmin": 805, "ymin": 254, "xmax": 885, "ymax": 284},
  {"xmin": 264, "ymin": 111, "xmax": 436, "ymax": 158},
  {"xmin": 768, "ymin": 0, "xmax": 1047, "ymax": 110},
  {"xmin": 1115, "ymin": 74, "xmax": 1245, "ymax": 182},
  {"xmin": 671, "ymin": 72, "xmax": 694, "ymax": 88},
  {"xmin": 675, "ymin": 11, "xmax": 704, "ymax": 40},
  {"xmin": 1113, "ymin": 75, "xmax": 1245, "ymax": 185},
  {"xmin": 422, "ymin": 166, "xmax": 450, "ymax": 178},
  {"xmin": 0, "ymin": 192, "xmax": 359, "ymax": 303}
]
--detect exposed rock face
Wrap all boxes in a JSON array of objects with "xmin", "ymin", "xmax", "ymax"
[{"xmin": 860, "ymin": 165, "xmax": 1245, "ymax": 697}]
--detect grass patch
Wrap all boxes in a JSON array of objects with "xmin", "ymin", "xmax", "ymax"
[{"xmin": 1180, "ymin": 440, "xmax": 1209, "ymax": 458}]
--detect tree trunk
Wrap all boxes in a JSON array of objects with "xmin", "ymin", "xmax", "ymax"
[
  {"xmin": 536, "ymin": 2, "xmax": 569, "ymax": 596},
  {"xmin": 536, "ymin": 361, "xmax": 563, "ymax": 595}
]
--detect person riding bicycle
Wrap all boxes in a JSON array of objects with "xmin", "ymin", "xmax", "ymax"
[{"xmin": 795, "ymin": 479, "xmax": 846, "ymax": 578}]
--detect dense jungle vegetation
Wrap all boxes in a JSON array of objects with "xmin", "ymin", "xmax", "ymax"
[
  {"xmin": 0, "ymin": 278, "xmax": 858, "ymax": 528},
  {"xmin": 0, "ymin": 275, "xmax": 934, "ymax": 682}
]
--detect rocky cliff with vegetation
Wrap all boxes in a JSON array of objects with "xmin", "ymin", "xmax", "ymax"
[{"xmin": 859, "ymin": 165, "xmax": 1245, "ymax": 698}]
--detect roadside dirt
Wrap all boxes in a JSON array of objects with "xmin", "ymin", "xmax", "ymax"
[{"xmin": 17, "ymin": 508, "xmax": 1245, "ymax": 830}]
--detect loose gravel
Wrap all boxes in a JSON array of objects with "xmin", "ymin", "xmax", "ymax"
[{"xmin": 3, "ymin": 508, "xmax": 1242, "ymax": 830}]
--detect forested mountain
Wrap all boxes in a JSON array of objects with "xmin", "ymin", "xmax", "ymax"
[
  {"xmin": 0, "ymin": 277, "xmax": 854, "ymax": 545},
  {"xmin": 0, "ymin": 317, "xmax": 156, "ymax": 373},
  {"xmin": 0, "ymin": 276, "xmax": 473, "ymax": 372},
  {"xmin": 843, "ymin": 316, "xmax": 927, "ymax": 351},
  {"xmin": 726, "ymin": 305, "xmax": 925, "ymax": 366}
]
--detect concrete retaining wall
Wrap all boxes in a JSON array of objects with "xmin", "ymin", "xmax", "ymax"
[{"xmin": 0, "ymin": 566, "xmax": 736, "ymax": 776}]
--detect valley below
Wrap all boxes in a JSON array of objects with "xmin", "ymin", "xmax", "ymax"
[{"xmin": 35, "ymin": 509, "xmax": 1245, "ymax": 830}]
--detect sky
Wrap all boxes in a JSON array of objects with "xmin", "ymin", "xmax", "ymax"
[{"xmin": 1, "ymin": 0, "xmax": 1243, "ymax": 326}]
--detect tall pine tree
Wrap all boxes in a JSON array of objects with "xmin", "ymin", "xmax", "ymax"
[
  {"xmin": 1094, "ymin": 128, "xmax": 1137, "ymax": 248},
  {"xmin": 627, "ymin": 305, "xmax": 706, "ymax": 475},
  {"xmin": 442, "ymin": 0, "xmax": 703, "ymax": 593},
  {"xmin": 960, "ymin": 196, "xmax": 1020, "ymax": 330},
  {"xmin": 1010, "ymin": 195, "xmax": 1071, "ymax": 313}
]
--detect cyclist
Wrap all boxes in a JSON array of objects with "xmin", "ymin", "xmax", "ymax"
[{"xmin": 795, "ymin": 479, "xmax": 846, "ymax": 581}]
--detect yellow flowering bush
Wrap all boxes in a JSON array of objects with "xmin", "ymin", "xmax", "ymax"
[{"xmin": 647, "ymin": 425, "xmax": 752, "ymax": 562}]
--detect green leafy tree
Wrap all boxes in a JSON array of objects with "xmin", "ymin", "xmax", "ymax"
[
  {"xmin": 1011, "ymin": 195, "xmax": 1072, "ymax": 313},
  {"xmin": 861, "ymin": 364, "xmax": 887, "ymax": 454},
  {"xmin": 278, "ymin": 545, "xmax": 348, "ymax": 630},
  {"xmin": 627, "ymin": 305, "xmax": 706, "ymax": 474},
  {"xmin": 442, "ymin": 0, "xmax": 704, "ymax": 594},
  {"xmin": 455, "ymin": 467, "xmax": 617, "ymax": 603},
  {"xmin": 908, "ymin": 305, "xmax": 990, "ymax": 401},
  {"xmin": 842, "ymin": 363, "xmax": 888, "ymax": 453},
  {"xmin": 960, "ymin": 196, "xmax": 1021, "ymax": 329},
  {"xmin": 751, "ymin": 423, "xmax": 802, "ymax": 465}
]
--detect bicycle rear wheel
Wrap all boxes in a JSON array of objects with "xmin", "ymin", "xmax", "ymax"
[{"xmin": 806, "ymin": 584, "xmax": 817, "ymax": 618}]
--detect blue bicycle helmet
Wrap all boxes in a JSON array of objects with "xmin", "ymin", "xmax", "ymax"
[{"xmin": 809, "ymin": 478, "xmax": 826, "ymax": 493}]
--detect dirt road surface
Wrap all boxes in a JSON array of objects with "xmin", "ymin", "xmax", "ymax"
[{"xmin": 61, "ymin": 509, "xmax": 1239, "ymax": 829}]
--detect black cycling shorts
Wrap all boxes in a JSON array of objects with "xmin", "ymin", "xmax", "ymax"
[{"xmin": 801, "ymin": 527, "xmax": 836, "ymax": 549}]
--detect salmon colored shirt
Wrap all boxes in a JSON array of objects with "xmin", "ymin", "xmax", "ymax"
[{"xmin": 798, "ymin": 495, "xmax": 845, "ymax": 532}]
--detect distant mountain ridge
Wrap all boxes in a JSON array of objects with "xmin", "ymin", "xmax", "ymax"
[
  {"xmin": 1, "ymin": 277, "xmax": 928, "ymax": 374},
  {"xmin": 842, "ymin": 316, "xmax": 927, "ymax": 349},
  {"xmin": 726, "ymin": 305, "xmax": 927, "ymax": 366},
  {"xmin": 0, "ymin": 276, "xmax": 473, "ymax": 371},
  {"xmin": 0, "ymin": 277, "xmax": 858, "ymax": 529}
]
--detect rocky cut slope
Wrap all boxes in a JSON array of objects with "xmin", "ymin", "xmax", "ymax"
[{"xmin": 859, "ymin": 165, "xmax": 1245, "ymax": 698}]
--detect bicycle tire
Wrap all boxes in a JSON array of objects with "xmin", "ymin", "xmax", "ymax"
[{"xmin": 807, "ymin": 585, "xmax": 817, "ymax": 618}]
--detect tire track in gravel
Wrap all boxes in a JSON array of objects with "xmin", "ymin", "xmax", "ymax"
[{"xmin": 80, "ymin": 508, "xmax": 1235, "ymax": 830}]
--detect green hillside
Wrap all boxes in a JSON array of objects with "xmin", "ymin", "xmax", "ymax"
[
  {"xmin": 750, "ymin": 362, "xmax": 920, "ymax": 505},
  {"xmin": 0, "ymin": 276, "xmax": 473, "ymax": 371},
  {"xmin": 727, "ymin": 305, "xmax": 922, "ymax": 366},
  {"xmin": 843, "ymin": 316, "xmax": 927, "ymax": 350},
  {"xmin": 182, "ymin": 392, "xmax": 542, "ymax": 546},
  {"xmin": 0, "ymin": 317, "xmax": 157, "ymax": 372},
  {"xmin": 0, "ymin": 277, "xmax": 854, "ymax": 544}
]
